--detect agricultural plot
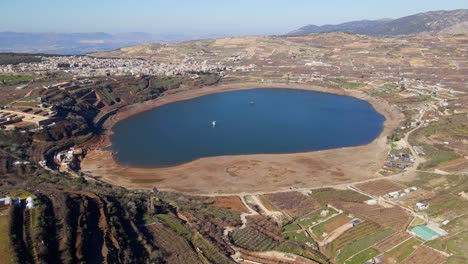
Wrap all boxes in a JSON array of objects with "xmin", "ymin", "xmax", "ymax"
[
  {"xmin": 193, "ymin": 234, "xmax": 234, "ymax": 264},
  {"xmin": 262, "ymin": 192, "xmax": 320, "ymax": 219},
  {"xmin": 0, "ymin": 213, "xmax": 12, "ymax": 264},
  {"xmin": 295, "ymin": 207, "xmax": 338, "ymax": 229},
  {"xmin": 339, "ymin": 202, "xmax": 412, "ymax": 231},
  {"xmin": 212, "ymin": 196, "xmax": 248, "ymax": 213},
  {"xmin": 245, "ymin": 215, "xmax": 283, "ymax": 241},
  {"xmin": 335, "ymin": 228, "xmax": 394, "ymax": 263},
  {"xmin": 283, "ymin": 231, "xmax": 315, "ymax": 244},
  {"xmin": 146, "ymin": 224, "xmax": 202, "ymax": 264},
  {"xmin": 427, "ymin": 230, "xmax": 468, "ymax": 262},
  {"xmin": 425, "ymin": 193, "xmax": 468, "ymax": 220},
  {"xmin": 326, "ymin": 221, "xmax": 383, "ymax": 256},
  {"xmin": 374, "ymin": 231, "xmax": 412, "ymax": 252},
  {"xmin": 230, "ymin": 227, "xmax": 279, "ymax": 251},
  {"xmin": 311, "ymin": 213, "xmax": 351, "ymax": 239},
  {"xmin": 400, "ymin": 245, "xmax": 448, "ymax": 264},
  {"xmin": 309, "ymin": 188, "xmax": 368, "ymax": 206},
  {"xmin": 354, "ymin": 179, "xmax": 406, "ymax": 196},
  {"xmin": 384, "ymin": 237, "xmax": 422, "ymax": 263},
  {"xmin": 344, "ymin": 247, "xmax": 380, "ymax": 264}
]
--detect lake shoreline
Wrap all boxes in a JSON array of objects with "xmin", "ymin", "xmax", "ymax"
[{"xmin": 82, "ymin": 82, "xmax": 403, "ymax": 194}]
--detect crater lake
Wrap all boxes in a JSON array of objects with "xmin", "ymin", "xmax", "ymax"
[{"xmin": 110, "ymin": 88, "xmax": 385, "ymax": 167}]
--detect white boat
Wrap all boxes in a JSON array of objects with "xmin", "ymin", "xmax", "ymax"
[{"xmin": 212, "ymin": 121, "xmax": 216, "ymax": 128}]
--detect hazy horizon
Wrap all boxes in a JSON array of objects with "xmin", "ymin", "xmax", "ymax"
[{"xmin": 1, "ymin": 0, "xmax": 467, "ymax": 36}]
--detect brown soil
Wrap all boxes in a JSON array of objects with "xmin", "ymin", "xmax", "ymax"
[
  {"xmin": 324, "ymin": 214, "xmax": 352, "ymax": 234},
  {"xmin": 81, "ymin": 82, "xmax": 403, "ymax": 195},
  {"xmin": 355, "ymin": 179, "xmax": 407, "ymax": 196},
  {"xmin": 212, "ymin": 196, "xmax": 248, "ymax": 213}
]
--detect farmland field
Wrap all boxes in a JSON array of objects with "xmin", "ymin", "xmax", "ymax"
[
  {"xmin": 295, "ymin": 207, "xmax": 338, "ymax": 228},
  {"xmin": 354, "ymin": 179, "xmax": 406, "ymax": 196},
  {"xmin": 344, "ymin": 247, "xmax": 379, "ymax": 264},
  {"xmin": 384, "ymin": 237, "xmax": 422, "ymax": 263},
  {"xmin": 374, "ymin": 231, "xmax": 412, "ymax": 252},
  {"xmin": 309, "ymin": 188, "xmax": 368, "ymax": 205},
  {"xmin": 245, "ymin": 215, "xmax": 283, "ymax": 241},
  {"xmin": 230, "ymin": 227, "xmax": 278, "ymax": 251},
  {"xmin": 427, "ymin": 230, "xmax": 468, "ymax": 262},
  {"xmin": 310, "ymin": 213, "xmax": 351, "ymax": 238},
  {"xmin": 0, "ymin": 213, "xmax": 12, "ymax": 264},
  {"xmin": 335, "ymin": 228, "xmax": 394, "ymax": 263},
  {"xmin": 262, "ymin": 192, "xmax": 320, "ymax": 218},
  {"xmin": 339, "ymin": 202, "xmax": 412, "ymax": 231},
  {"xmin": 400, "ymin": 245, "xmax": 448, "ymax": 264},
  {"xmin": 193, "ymin": 234, "xmax": 233, "ymax": 264},
  {"xmin": 146, "ymin": 224, "xmax": 202, "ymax": 264},
  {"xmin": 213, "ymin": 196, "xmax": 248, "ymax": 213},
  {"xmin": 326, "ymin": 221, "xmax": 382, "ymax": 256}
]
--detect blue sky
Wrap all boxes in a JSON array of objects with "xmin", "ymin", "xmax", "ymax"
[{"xmin": 1, "ymin": 0, "xmax": 466, "ymax": 36}]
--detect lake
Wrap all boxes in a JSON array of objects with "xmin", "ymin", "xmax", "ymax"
[{"xmin": 111, "ymin": 88, "xmax": 385, "ymax": 167}]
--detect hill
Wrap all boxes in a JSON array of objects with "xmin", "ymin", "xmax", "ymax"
[
  {"xmin": 0, "ymin": 32, "xmax": 161, "ymax": 55},
  {"xmin": 288, "ymin": 9, "xmax": 468, "ymax": 36}
]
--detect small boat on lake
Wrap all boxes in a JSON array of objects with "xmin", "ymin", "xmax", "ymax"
[{"xmin": 212, "ymin": 121, "xmax": 216, "ymax": 128}]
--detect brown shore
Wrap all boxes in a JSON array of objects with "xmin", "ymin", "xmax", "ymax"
[{"xmin": 81, "ymin": 82, "xmax": 403, "ymax": 195}]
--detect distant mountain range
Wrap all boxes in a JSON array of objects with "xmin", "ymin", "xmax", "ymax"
[
  {"xmin": 287, "ymin": 9, "xmax": 468, "ymax": 37},
  {"xmin": 0, "ymin": 32, "xmax": 224, "ymax": 55}
]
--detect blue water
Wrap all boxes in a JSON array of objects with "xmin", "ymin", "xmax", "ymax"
[
  {"xmin": 411, "ymin": 226, "xmax": 439, "ymax": 240},
  {"xmin": 111, "ymin": 88, "xmax": 385, "ymax": 167}
]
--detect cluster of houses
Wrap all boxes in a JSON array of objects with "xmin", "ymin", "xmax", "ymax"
[
  {"xmin": 55, "ymin": 147, "xmax": 84, "ymax": 172},
  {"xmin": 387, "ymin": 186, "xmax": 418, "ymax": 199},
  {"xmin": 385, "ymin": 153, "xmax": 415, "ymax": 169},
  {"xmin": 0, "ymin": 195, "xmax": 35, "ymax": 209}
]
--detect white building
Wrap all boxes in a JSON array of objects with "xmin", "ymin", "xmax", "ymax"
[
  {"xmin": 26, "ymin": 197, "xmax": 35, "ymax": 209},
  {"xmin": 415, "ymin": 202, "xmax": 429, "ymax": 211}
]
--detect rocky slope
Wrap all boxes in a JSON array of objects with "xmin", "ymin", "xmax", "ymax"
[{"xmin": 288, "ymin": 9, "xmax": 468, "ymax": 36}]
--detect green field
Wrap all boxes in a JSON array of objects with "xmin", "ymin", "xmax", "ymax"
[
  {"xmin": 310, "ymin": 213, "xmax": 348, "ymax": 238},
  {"xmin": 417, "ymin": 144, "xmax": 460, "ymax": 169},
  {"xmin": 345, "ymin": 247, "xmax": 380, "ymax": 264},
  {"xmin": 0, "ymin": 213, "xmax": 13, "ymax": 264},
  {"xmin": 193, "ymin": 234, "xmax": 232, "ymax": 264},
  {"xmin": 427, "ymin": 230, "xmax": 468, "ymax": 260},
  {"xmin": 336, "ymin": 228, "xmax": 394, "ymax": 263},
  {"xmin": 296, "ymin": 207, "xmax": 338, "ymax": 228},
  {"xmin": 155, "ymin": 214, "xmax": 191, "ymax": 239},
  {"xmin": 283, "ymin": 230, "xmax": 315, "ymax": 244},
  {"xmin": 0, "ymin": 74, "xmax": 35, "ymax": 86},
  {"xmin": 385, "ymin": 237, "xmax": 421, "ymax": 263}
]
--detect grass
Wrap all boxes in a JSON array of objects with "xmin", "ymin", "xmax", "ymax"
[
  {"xmin": 193, "ymin": 234, "xmax": 232, "ymax": 264},
  {"xmin": 295, "ymin": 207, "xmax": 338, "ymax": 228},
  {"xmin": 230, "ymin": 227, "xmax": 277, "ymax": 251},
  {"xmin": 333, "ymin": 78, "xmax": 366, "ymax": 89},
  {"xmin": 155, "ymin": 214, "xmax": 191, "ymax": 240},
  {"xmin": 417, "ymin": 144, "xmax": 460, "ymax": 169},
  {"xmin": 344, "ymin": 247, "xmax": 379, "ymax": 264},
  {"xmin": 409, "ymin": 217, "xmax": 426, "ymax": 228},
  {"xmin": 283, "ymin": 231, "xmax": 315, "ymax": 244},
  {"xmin": 310, "ymin": 213, "xmax": 348, "ymax": 238},
  {"xmin": 309, "ymin": 189, "xmax": 368, "ymax": 205},
  {"xmin": 426, "ymin": 194, "xmax": 468, "ymax": 219},
  {"xmin": 0, "ymin": 213, "xmax": 13, "ymax": 264},
  {"xmin": 336, "ymin": 228, "xmax": 394, "ymax": 263},
  {"xmin": 282, "ymin": 223, "xmax": 301, "ymax": 232},
  {"xmin": 385, "ymin": 237, "xmax": 421, "ymax": 263},
  {"xmin": 427, "ymin": 230, "xmax": 468, "ymax": 259},
  {"xmin": 327, "ymin": 222, "xmax": 382, "ymax": 256},
  {"xmin": 276, "ymin": 241, "xmax": 328, "ymax": 263},
  {"xmin": 8, "ymin": 190, "xmax": 37, "ymax": 200},
  {"xmin": 0, "ymin": 74, "xmax": 35, "ymax": 86}
]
